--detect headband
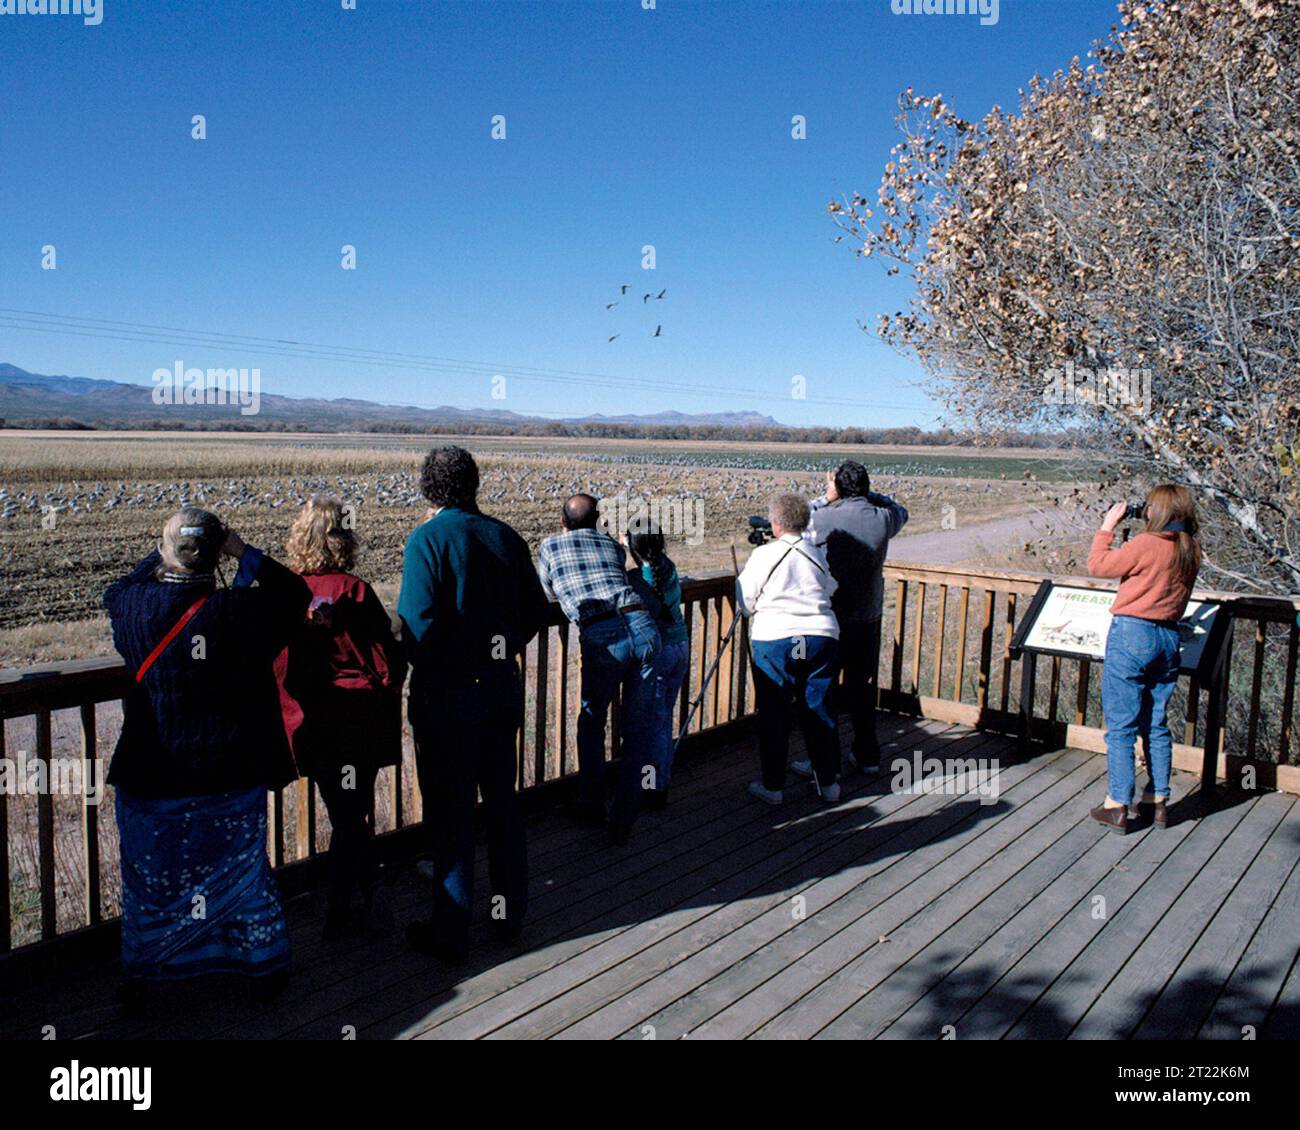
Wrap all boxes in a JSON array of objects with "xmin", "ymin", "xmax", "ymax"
[{"xmin": 179, "ymin": 526, "xmax": 207, "ymax": 536}]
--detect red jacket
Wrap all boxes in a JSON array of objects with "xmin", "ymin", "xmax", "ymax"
[{"xmin": 275, "ymin": 571, "xmax": 407, "ymax": 775}]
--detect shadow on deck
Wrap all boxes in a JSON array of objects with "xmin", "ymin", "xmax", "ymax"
[{"xmin": 3, "ymin": 714, "xmax": 1299, "ymax": 1040}]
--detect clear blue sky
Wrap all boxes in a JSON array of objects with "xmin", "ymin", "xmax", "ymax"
[{"xmin": 0, "ymin": 0, "xmax": 1121, "ymax": 427}]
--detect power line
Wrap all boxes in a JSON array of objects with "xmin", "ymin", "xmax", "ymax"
[{"xmin": 0, "ymin": 308, "xmax": 931, "ymax": 415}]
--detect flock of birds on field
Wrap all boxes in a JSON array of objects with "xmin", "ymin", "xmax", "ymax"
[
  {"xmin": 0, "ymin": 462, "xmax": 1012, "ymax": 525},
  {"xmin": 605, "ymin": 282, "xmax": 667, "ymax": 342}
]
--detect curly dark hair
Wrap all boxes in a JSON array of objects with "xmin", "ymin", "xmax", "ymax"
[
  {"xmin": 833, "ymin": 460, "xmax": 871, "ymax": 499},
  {"xmin": 420, "ymin": 445, "xmax": 480, "ymax": 510}
]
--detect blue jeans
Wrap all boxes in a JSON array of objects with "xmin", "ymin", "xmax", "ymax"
[
  {"xmin": 411, "ymin": 665, "xmax": 527, "ymax": 953},
  {"xmin": 751, "ymin": 634, "xmax": 841, "ymax": 790},
  {"xmin": 1102, "ymin": 615, "xmax": 1180, "ymax": 805},
  {"xmin": 577, "ymin": 610, "xmax": 661, "ymax": 826},
  {"xmin": 645, "ymin": 640, "xmax": 690, "ymax": 792}
]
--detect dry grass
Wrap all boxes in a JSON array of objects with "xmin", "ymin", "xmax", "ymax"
[{"xmin": 0, "ymin": 431, "xmax": 1050, "ymax": 650}]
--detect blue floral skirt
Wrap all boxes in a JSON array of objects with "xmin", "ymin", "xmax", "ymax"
[{"xmin": 116, "ymin": 786, "xmax": 290, "ymax": 980}]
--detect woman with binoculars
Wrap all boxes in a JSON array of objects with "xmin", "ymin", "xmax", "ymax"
[{"xmin": 1087, "ymin": 484, "xmax": 1202, "ymax": 834}]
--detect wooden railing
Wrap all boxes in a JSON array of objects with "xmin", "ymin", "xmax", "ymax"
[
  {"xmin": 0, "ymin": 574, "xmax": 748, "ymax": 957},
  {"xmin": 4, "ymin": 561, "xmax": 1299, "ymax": 960},
  {"xmin": 874, "ymin": 563, "xmax": 1300, "ymax": 795}
]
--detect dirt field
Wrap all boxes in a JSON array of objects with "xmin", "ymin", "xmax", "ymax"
[{"xmin": 0, "ymin": 430, "xmax": 1063, "ymax": 664}]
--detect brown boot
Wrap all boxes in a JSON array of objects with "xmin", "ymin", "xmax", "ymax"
[
  {"xmin": 1089, "ymin": 804, "xmax": 1128, "ymax": 834},
  {"xmin": 1152, "ymin": 800, "xmax": 1168, "ymax": 828}
]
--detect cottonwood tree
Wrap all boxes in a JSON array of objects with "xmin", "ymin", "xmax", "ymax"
[{"xmin": 832, "ymin": 0, "xmax": 1299, "ymax": 593}]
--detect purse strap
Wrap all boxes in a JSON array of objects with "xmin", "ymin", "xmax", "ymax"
[{"xmin": 135, "ymin": 595, "xmax": 209, "ymax": 683}]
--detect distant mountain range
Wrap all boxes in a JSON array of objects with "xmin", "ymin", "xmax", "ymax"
[{"xmin": 0, "ymin": 364, "xmax": 782, "ymax": 430}]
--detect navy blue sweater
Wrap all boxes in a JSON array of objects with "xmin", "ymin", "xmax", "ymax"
[{"xmin": 104, "ymin": 547, "xmax": 311, "ymax": 798}]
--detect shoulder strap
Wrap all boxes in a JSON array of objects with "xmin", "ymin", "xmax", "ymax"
[
  {"xmin": 752, "ymin": 543, "xmax": 798, "ymax": 610},
  {"xmin": 135, "ymin": 595, "xmax": 209, "ymax": 683},
  {"xmin": 790, "ymin": 544, "xmax": 828, "ymax": 575}
]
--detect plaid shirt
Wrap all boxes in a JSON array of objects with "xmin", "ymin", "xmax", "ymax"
[{"xmin": 537, "ymin": 528, "xmax": 639, "ymax": 625}]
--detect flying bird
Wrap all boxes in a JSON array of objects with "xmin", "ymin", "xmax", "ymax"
[
  {"xmin": 605, "ymin": 302, "xmax": 619, "ymax": 309},
  {"xmin": 652, "ymin": 325, "xmax": 662, "ymax": 337},
  {"xmin": 655, "ymin": 289, "xmax": 666, "ymax": 299},
  {"xmin": 620, "ymin": 284, "xmax": 630, "ymax": 294},
  {"xmin": 608, "ymin": 334, "xmax": 620, "ymax": 342},
  {"xmin": 643, "ymin": 293, "xmax": 652, "ymax": 303}
]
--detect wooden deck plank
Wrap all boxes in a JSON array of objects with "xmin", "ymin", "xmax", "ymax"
[
  {"xmin": 1132, "ymin": 793, "xmax": 1299, "ymax": 1039},
  {"xmin": 293, "ymin": 723, "xmax": 961, "ymax": 1040},
  {"xmin": 1004, "ymin": 793, "xmax": 1257, "ymax": 1039},
  {"xmin": 411, "ymin": 727, "xmax": 981, "ymax": 1039},
  {"xmin": 759, "ymin": 757, "xmax": 1109, "ymax": 1040},
  {"xmin": 878, "ymin": 767, "xmax": 1202, "ymax": 1039},
  {"xmin": 494, "ymin": 732, "xmax": 1026, "ymax": 1040},
  {"xmin": 1199, "ymin": 835, "xmax": 1300, "ymax": 1040},
  {"xmin": 588, "ymin": 742, "xmax": 1079, "ymax": 1042},
  {"xmin": 689, "ymin": 751, "xmax": 1103, "ymax": 1039},
  {"xmin": 1066, "ymin": 791, "xmax": 1291, "ymax": 1038}
]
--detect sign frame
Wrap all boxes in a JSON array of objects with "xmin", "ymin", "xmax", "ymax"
[{"xmin": 1009, "ymin": 580, "xmax": 1229, "ymax": 680}]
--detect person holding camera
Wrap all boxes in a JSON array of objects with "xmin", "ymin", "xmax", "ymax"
[
  {"xmin": 623, "ymin": 514, "xmax": 690, "ymax": 809},
  {"xmin": 1087, "ymin": 484, "xmax": 1202, "ymax": 834},
  {"xmin": 737, "ymin": 493, "xmax": 841, "ymax": 805},
  {"xmin": 104, "ymin": 508, "xmax": 311, "ymax": 1001},
  {"xmin": 805, "ymin": 461, "xmax": 908, "ymax": 774}
]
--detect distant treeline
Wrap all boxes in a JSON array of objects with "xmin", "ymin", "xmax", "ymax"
[{"xmin": 0, "ymin": 416, "xmax": 1063, "ymax": 448}]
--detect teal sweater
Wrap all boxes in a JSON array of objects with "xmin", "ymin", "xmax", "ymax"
[{"xmin": 397, "ymin": 507, "xmax": 550, "ymax": 695}]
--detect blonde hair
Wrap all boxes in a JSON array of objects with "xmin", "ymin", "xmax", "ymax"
[
  {"xmin": 158, "ymin": 507, "xmax": 224, "ymax": 575},
  {"xmin": 286, "ymin": 495, "xmax": 357, "ymax": 574},
  {"xmin": 1144, "ymin": 483, "xmax": 1201, "ymax": 588}
]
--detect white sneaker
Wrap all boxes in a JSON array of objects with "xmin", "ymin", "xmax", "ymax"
[
  {"xmin": 790, "ymin": 759, "xmax": 814, "ymax": 779},
  {"xmin": 819, "ymin": 781, "xmax": 842, "ymax": 803},
  {"xmin": 747, "ymin": 781, "xmax": 784, "ymax": 806}
]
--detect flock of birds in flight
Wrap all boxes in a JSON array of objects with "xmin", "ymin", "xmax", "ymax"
[{"xmin": 605, "ymin": 282, "xmax": 666, "ymax": 342}]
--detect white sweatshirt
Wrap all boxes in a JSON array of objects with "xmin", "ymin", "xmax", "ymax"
[{"xmin": 736, "ymin": 533, "xmax": 839, "ymax": 642}]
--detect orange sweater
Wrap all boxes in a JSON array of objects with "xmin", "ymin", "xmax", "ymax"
[{"xmin": 1088, "ymin": 530, "xmax": 1194, "ymax": 623}]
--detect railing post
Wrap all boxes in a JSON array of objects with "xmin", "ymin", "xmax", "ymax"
[
  {"xmin": 0, "ymin": 717, "xmax": 9, "ymax": 953},
  {"xmin": 554, "ymin": 624, "xmax": 570, "ymax": 778},
  {"xmin": 533, "ymin": 625, "xmax": 549, "ymax": 787},
  {"xmin": 1281, "ymin": 622, "xmax": 1299, "ymax": 764},
  {"xmin": 35, "ymin": 710, "xmax": 56, "ymax": 940},
  {"xmin": 977, "ymin": 589, "xmax": 994, "ymax": 711},
  {"xmin": 717, "ymin": 593, "xmax": 736, "ymax": 723},
  {"xmin": 79, "ymin": 703, "xmax": 101, "ymax": 928},
  {"xmin": 954, "ymin": 586, "xmax": 970, "ymax": 703},
  {"xmin": 932, "ymin": 585, "xmax": 948, "ymax": 699},
  {"xmin": 1018, "ymin": 653, "xmax": 1037, "ymax": 755},
  {"xmin": 891, "ymin": 579, "xmax": 907, "ymax": 693},
  {"xmin": 911, "ymin": 582, "xmax": 927, "ymax": 696}
]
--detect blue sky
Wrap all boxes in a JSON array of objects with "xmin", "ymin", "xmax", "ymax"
[{"xmin": 0, "ymin": 0, "xmax": 1121, "ymax": 427}]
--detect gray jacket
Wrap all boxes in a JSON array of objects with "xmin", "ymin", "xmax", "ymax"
[{"xmin": 806, "ymin": 492, "xmax": 908, "ymax": 626}]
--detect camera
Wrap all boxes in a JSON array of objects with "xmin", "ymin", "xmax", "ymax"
[
  {"xmin": 747, "ymin": 515, "xmax": 774, "ymax": 546},
  {"xmin": 1123, "ymin": 500, "xmax": 1147, "ymax": 521}
]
